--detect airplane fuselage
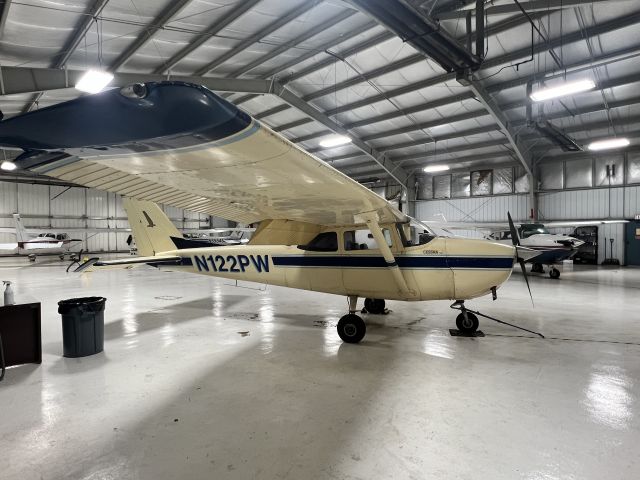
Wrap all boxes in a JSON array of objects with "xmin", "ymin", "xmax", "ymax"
[
  {"xmin": 496, "ymin": 233, "xmax": 583, "ymax": 265},
  {"xmin": 153, "ymin": 237, "xmax": 517, "ymax": 302}
]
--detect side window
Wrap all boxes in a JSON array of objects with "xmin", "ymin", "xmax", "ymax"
[
  {"xmin": 298, "ymin": 232, "xmax": 338, "ymax": 252},
  {"xmin": 397, "ymin": 223, "xmax": 435, "ymax": 247},
  {"xmin": 344, "ymin": 229, "xmax": 392, "ymax": 251}
]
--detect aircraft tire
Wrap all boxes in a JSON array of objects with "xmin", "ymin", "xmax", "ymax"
[
  {"xmin": 337, "ymin": 314, "xmax": 366, "ymax": 343},
  {"xmin": 456, "ymin": 312, "xmax": 479, "ymax": 334},
  {"xmin": 531, "ymin": 263, "xmax": 544, "ymax": 273},
  {"xmin": 549, "ymin": 268, "xmax": 560, "ymax": 279},
  {"xmin": 364, "ymin": 298, "xmax": 385, "ymax": 314}
]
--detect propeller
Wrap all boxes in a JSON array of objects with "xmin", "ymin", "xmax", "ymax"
[{"xmin": 508, "ymin": 212, "xmax": 534, "ymax": 306}]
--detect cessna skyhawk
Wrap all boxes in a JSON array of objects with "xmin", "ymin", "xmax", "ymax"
[{"xmin": 0, "ymin": 81, "xmax": 539, "ymax": 342}]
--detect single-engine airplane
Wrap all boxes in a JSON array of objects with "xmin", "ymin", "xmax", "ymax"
[
  {"xmin": 0, "ymin": 81, "xmax": 540, "ymax": 342},
  {"xmin": 0, "ymin": 214, "xmax": 83, "ymax": 260},
  {"xmin": 424, "ymin": 219, "xmax": 627, "ymax": 278}
]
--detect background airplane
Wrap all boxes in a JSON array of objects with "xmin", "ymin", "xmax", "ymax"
[
  {"xmin": 424, "ymin": 218, "xmax": 627, "ymax": 278},
  {"xmin": 0, "ymin": 214, "xmax": 83, "ymax": 260}
]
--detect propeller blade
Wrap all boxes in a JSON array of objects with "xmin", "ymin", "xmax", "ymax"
[
  {"xmin": 519, "ymin": 258, "xmax": 534, "ymax": 307},
  {"xmin": 507, "ymin": 211, "xmax": 520, "ymax": 246}
]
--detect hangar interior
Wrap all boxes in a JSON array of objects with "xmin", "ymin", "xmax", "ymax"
[{"xmin": 1, "ymin": 1, "xmax": 639, "ymax": 479}]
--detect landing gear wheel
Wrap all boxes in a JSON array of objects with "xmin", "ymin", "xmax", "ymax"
[
  {"xmin": 59, "ymin": 254, "xmax": 65, "ymax": 261},
  {"xmin": 337, "ymin": 314, "xmax": 366, "ymax": 344},
  {"xmin": 531, "ymin": 263, "xmax": 544, "ymax": 273},
  {"xmin": 364, "ymin": 298, "xmax": 385, "ymax": 314},
  {"xmin": 456, "ymin": 312, "xmax": 479, "ymax": 335},
  {"xmin": 549, "ymin": 268, "xmax": 560, "ymax": 279}
]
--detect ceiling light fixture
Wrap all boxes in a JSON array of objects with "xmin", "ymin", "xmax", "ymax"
[
  {"xmin": 423, "ymin": 165, "xmax": 450, "ymax": 173},
  {"xmin": 529, "ymin": 79, "xmax": 595, "ymax": 102},
  {"xmin": 587, "ymin": 137, "xmax": 630, "ymax": 151},
  {"xmin": 0, "ymin": 160, "xmax": 17, "ymax": 171},
  {"xmin": 75, "ymin": 69, "xmax": 114, "ymax": 94},
  {"xmin": 319, "ymin": 134, "xmax": 352, "ymax": 148}
]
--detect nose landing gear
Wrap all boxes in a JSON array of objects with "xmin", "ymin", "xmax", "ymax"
[{"xmin": 450, "ymin": 300, "xmax": 545, "ymax": 338}]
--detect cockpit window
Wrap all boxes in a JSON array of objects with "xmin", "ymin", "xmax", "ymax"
[
  {"xmin": 397, "ymin": 220, "xmax": 436, "ymax": 247},
  {"xmin": 298, "ymin": 232, "xmax": 338, "ymax": 252},
  {"xmin": 520, "ymin": 224, "xmax": 549, "ymax": 238},
  {"xmin": 45, "ymin": 233, "xmax": 56, "ymax": 238}
]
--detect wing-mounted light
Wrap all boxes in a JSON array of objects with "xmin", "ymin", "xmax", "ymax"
[{"xmin": 120, "ymin": 83, "xmax": 148, "ymax": 99}]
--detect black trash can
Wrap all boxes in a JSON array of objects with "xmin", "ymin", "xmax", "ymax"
[{"xmin": 58, "ymin": 297, "xmax": 106, "ymax": 358}]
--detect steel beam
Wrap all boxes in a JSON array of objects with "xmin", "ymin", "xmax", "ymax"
[
  {"xmin": 109, "ymin": 0, "xmax": 192, "ymax": 71},
  {"xmin": 53, "ymin": 0, "xmax": 110, "ymax": 69},
  {"xmin": 0, "ymin": 67, "xmax": 275, "ymax": 96},
  {"xmin": 193, "ymin": 1, "xmax": 322, "ymax": 77},
  {"xmin": 277, "ymin": 86, "xmax": 409, "ymax": 187},
  {"xmin": 0, "ymin": 0, "xmax": 11, "ymax": 38},
  {"xmin": 153, "ymin": 0, "xmax": 260, "ymax": 75},
  {"xmin": 227, "ymin": 9, "xmax": 356, "ymax": 78},
  {"xmin": 436, "ymin": 0, "xmax": 623, "ymax": 20}
]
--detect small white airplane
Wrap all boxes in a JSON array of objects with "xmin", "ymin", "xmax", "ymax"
[
  {"xmin": 0, "ymin": 81, "xmax": 541, "ymax": 342},
  {"xmin": 0, "ymin": 214, "xmax": 83, "ymax": 261},
  {"xmin": 425, "ymin": 219, "xmax": 627, "ymax": 278}
]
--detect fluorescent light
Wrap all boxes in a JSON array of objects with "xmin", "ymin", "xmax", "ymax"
[
  {"xmin": 0, "ymin": 161, "xmax": 17, "ymax": 171},
  {"xmin": 75, "ymin": 69, "xmax": 114, "ymax": 94},
  {"xmin": 319, "ymin": 134, "xmax": 352, "ymax": 148},
  {"xmin": 423, "ymin": 165, "xmax": 450, "ymax": 173},
  {"xmin": 530, "ymin": 79, "xmax": 595, "ymax": 102},
  {"xmin": 588, "ymin": 137, "xmax": 630, "ymax": 151}
]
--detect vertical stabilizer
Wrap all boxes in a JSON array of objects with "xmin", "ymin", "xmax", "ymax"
[
  {"xmin": 13, "ymin": 214, "xmax": 28, "ymax": 243},
  {"xmin": 122, "ymin": 198, "xmax": 182, "ymax": 256}
]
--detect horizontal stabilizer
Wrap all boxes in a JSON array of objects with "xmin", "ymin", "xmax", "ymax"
[{"xmin": 74, "ymin": 255, "xmax": 182, "ymax": 272}]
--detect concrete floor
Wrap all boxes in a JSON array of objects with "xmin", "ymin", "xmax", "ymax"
[{"xmin": 1, "ymin": 257, "xmax": 639, "ymax": 480}]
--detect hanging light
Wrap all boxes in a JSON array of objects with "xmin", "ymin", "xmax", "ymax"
[
  {"xmin": 423, "ymin": 165, "xmax": 450, "ymax": 173},
  {"xmin": 530, "ymin": 79, "xmax": 595, "ymax": 102},
  {"xmin": 319, "ymin": 134, "xmax": 352, "ymax": 148},
  {"xmin": 587, "ymin": 137, "xmax": 630, "ymax": 151},
  {"xmin": 75, "ymin": 69, "xmax": 114, "ymax": 94},
  {"xmin": 0, "ymin": 160, "xmax": 17, "ymax": 171}
]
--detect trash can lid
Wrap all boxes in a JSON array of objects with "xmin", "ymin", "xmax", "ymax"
[{"xmin": 58, "ymin": 296, "xmax": 106, "ymax": 306}]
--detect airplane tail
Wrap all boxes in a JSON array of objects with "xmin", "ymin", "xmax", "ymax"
[
  {"xmin": 122, "ymin": 198, "xmax": 182, "ymax": 256},
  {"xmin": 12, "ymin": 214, "xmax": 28, "ymax": 243}
]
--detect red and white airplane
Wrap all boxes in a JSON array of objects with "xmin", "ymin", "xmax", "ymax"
[{"xmin": 0, "ymin": 214, "xmax": 83, "ymax": 261}]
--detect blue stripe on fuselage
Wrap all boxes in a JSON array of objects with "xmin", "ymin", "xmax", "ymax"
[{"xmin": 271, "ymin": 256, "xmax": 513, "ymax": 269}]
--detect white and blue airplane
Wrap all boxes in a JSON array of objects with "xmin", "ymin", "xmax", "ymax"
[{"xmin": 0, "ymin": 81, "xmax": 540, "ymax": 342}]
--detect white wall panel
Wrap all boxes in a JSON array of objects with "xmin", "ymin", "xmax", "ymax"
[
  {"xmin": 0, "ymin": 181, "xmax": 228, "ymax": 254},
  {"xmin": 416, "ymin": 194, "xmax": 532, "ymax": 224}
]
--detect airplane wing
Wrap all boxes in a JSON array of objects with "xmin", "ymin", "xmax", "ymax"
[
  {"xmin": 423, "ymin": 219, "xmax": 628, "ymax": 232},
  {"xmin": 542, "ymin": 219, "xmax": 628, "ymax": 228},
  {"xmin": 0, "ymin": 82, "xmax": 406, "ymax": 228}
]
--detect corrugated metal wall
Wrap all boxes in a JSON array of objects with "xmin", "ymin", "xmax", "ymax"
[
  {"xmin": 415, "ymin": 186, "xmax": 640, "ymax": 264},
  {"xmin": 0, "ymin": 181, "xmax": 229, "ymax": 253}
]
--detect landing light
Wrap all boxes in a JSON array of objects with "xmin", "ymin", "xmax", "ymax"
[
  {"xmin": 319, "ymin": 135, "xmax": 352, "ymax": 148},
  {"xmin": 0, "ymin": 160, "xmax": 17, "ymax": 171},
  {"xmin": 529, "ymin": 79, "xmax": 595, "ymax": 102},
  {"xmin": 588, "ymin": 138, "xmax": 630, "ymax": 151},
  {"xmin": 75, "ymin": 69, "xmax": 114, "ymax": 94},
  {"xmin": 423, "ymin": 165, "xmax": 450, "ymax": 173}
]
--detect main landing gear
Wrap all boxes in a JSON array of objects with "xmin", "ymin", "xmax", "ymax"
[
  {"xmin": 337, "ymin": 296, "xmax": 366, "ymax": 343},
  {"xmin": 531, "ymin": 263, "xmax": 561, "ymax": 279},
  {"xmin": 363, "ymin": 298, "xmax": 386, "ymax": 315}
]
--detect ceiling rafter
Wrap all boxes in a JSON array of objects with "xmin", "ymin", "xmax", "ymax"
[
  {"xmin": 153, "ymin": 0, "xmax": 261, "ymax": 75},
  {"xmin": 193, "ymin": 0, "xmax": 323, "ymax": 77},
  {"xmin": 250, "ymin": 11, "xmax": 542, "ymax": 119},
  {"xmin": 109, "ymin": 0, "xmax": 193, "ymax": 72}
]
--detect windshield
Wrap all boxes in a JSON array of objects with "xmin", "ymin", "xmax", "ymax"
[
  {"xmin": 397, "ymin": 219, "xmax": 440, "ymax": 247},
  {"xmin": 520, "ymin": 224, "xmax": 549, "ymax": 238}
]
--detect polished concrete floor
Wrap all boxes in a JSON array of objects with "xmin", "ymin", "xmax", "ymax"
[{"xmin": 1, "ymin": 257, "xmax": 639, "ymax": 480}]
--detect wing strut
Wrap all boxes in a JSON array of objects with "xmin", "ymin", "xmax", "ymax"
[{"xmin": 364, "ymin": 215, "xmax": 417, "ymax": 299}]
